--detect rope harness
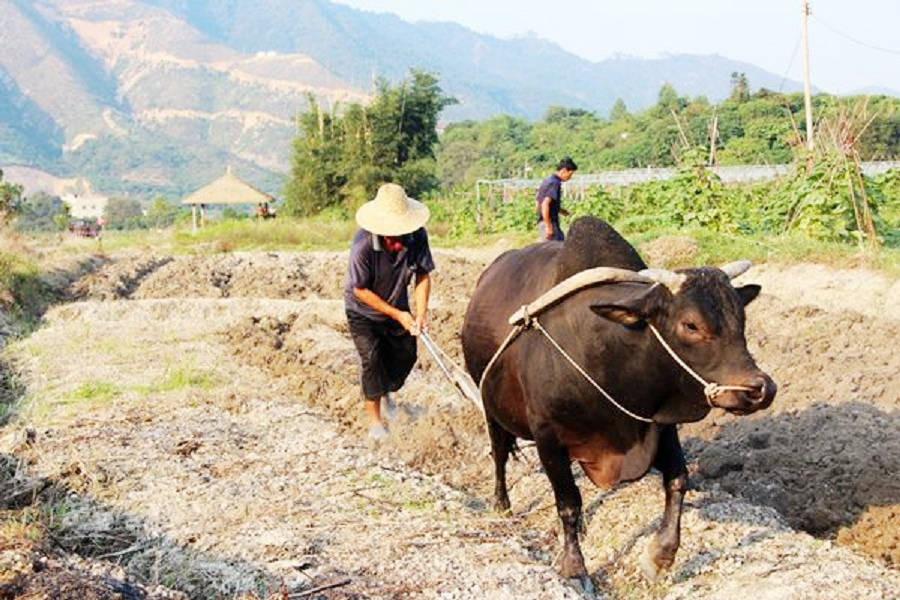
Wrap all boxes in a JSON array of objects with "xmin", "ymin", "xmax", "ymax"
[{"xmin": 478, "ymin": 281, "xmax": 757, "ymax": 424}]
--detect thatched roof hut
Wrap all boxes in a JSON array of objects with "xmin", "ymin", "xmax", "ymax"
[{"xmin": 182, "ymin": 167, "xmax": 274, "ymax": 230}]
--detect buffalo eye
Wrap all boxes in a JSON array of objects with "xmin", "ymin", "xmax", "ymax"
[{"xmin": 678, "ymin": 319, "xmax": 706, "ymax": 341}]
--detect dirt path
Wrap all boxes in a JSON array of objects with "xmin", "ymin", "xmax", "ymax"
[{"xmin": 1, "ymin": 249, "xmax": 898, "ymax": 598}]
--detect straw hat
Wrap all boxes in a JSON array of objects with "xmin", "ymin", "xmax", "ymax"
[{"xmin": 355, "ymin": 183, "xmax": 430, "ymax": 236}]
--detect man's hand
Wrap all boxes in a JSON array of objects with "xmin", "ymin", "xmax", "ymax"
[
  {"xmin": 415, "ymin": 311, "xmax": 428, "ymax": 334},
  {"xmin": 396, "ymin": 311, "xmax": 420, "ymax": 336},
  {"xmin": 544, "ymin": 224, "xmax": 554, "ymax": 240}
]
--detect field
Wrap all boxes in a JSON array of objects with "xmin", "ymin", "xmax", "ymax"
[{"xmin": 1, "ymin": 239, "xmax": 899, "ymax": 599}]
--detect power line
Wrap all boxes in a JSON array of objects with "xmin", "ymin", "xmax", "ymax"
[
  {"xmin": 779, "ymin": 36, "xmax": 801, "ymax": 92},
  {"xmin": 811, "ymin": 14, "xmax": 900, "ymax": 56}
]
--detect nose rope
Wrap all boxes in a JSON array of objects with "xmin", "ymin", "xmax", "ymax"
[{"xmin": 646, "ymin": 324, "xmax": 758, "ymax": 406}]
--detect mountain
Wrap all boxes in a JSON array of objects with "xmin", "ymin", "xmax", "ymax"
[
  {"xmin": 850, "ymin": 85, "xmax": 900, "ymax": 98},
  {"xmin": 0, "ymin": 0, "xmax": 806, "ymax": 199},
  {"xmin": 144, "ymin": 0, "xmax": 805, "ymax": 121}
]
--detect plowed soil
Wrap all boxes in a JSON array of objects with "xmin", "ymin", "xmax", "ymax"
[{"xmin": 2, "ymin": 246, "xmax": 898, "ymax": 599}]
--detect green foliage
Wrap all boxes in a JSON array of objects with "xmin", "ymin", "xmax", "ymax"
[
  {"xmin": 426, "ymin": 148, "xmax": 898, "ymax": 247},
  {"xmin": 67, "ymin": 381, "xmax": 121, "ymax": 403},
  {"xmin": 729, "ymin": 72, "xmax": 750, "ymax": 103},
  {"xmin": 0, "ymin": 249, "xmax": 53, "ymax": 333},
  {"xmin": 282, "ymin": 70, "xmax": 456, "ymax": 216},
  {"xmin": 171, "ymin": 215, "xmax": 357, "ymax": 252},
  {"xmin": 435, "ymin": 84, "xmax": 900, "ymax": 189},
  {"xmin": 609, "ymin": 98, "xmax": 629, "ymax": 122},
  {"xmin": 0, "ymin": 169, "xmax": 24, "ymax": 224},
  {"xmin": 105, "ymin": 197, "xmax": 145, "ymax": 230},
  {"xmin": 145, "ymin": 196, "xmax": 183, "ymax": 229},
  {"xmin": 16, "ymin": 192, "xmax": 69, "ymax": 232}
]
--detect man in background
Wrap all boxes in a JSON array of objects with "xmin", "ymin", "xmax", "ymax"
[{"xmin": 536, "ymin": 157, "xmax": 577, "ymax": 241}]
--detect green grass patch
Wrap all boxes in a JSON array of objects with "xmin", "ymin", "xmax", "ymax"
[
  {"xmin": 402, "ymin": 499, "xmax": 435, "ymax": 512},
  {"xmin": 136, "ymin": 365, "xmax": 218, "ymax": 395},
  {"xmin": 66, "ymin": 381, "xmax": 121, "ymax": 403},
  {"xmin": 170, "ymin": 216, "xmax": 357, "ymax": 253}
]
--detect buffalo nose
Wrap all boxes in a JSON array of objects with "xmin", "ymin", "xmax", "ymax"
[{"xmin": 747, "ymin": 374, "xmax": 777, "ymax": 405}]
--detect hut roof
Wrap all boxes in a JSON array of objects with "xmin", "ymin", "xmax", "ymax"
[{"xmin": 182, "ymin": 167, "xmax": 274, "ymax": 205}]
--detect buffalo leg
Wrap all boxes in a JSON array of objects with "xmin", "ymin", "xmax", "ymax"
[
  {"xmin": 534, "ymin": 432, "xmax": 587, "ymax": 580},
  {"xmin": 642, "ymin": 424, "xmax": 688, "ymax": 580},
  {"xmin": 486, "ymin": 417, "xmax": 515, "ymax": 512}
]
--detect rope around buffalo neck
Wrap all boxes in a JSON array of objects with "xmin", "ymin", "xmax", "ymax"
[
  {"xmin": 531, "ymin": 319, "xmax": 655, "ymax": 423},
  {"xmin": 477, "ymin": 305, "xmax": 656, "ymax": 423}
]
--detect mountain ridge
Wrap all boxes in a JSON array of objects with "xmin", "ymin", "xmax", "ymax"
[{"xmin": 1, "ymin": 0, "xmax": 813, "ymax": 198}]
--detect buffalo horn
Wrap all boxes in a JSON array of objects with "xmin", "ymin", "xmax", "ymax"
[
  {"xmin": 720, "ymin": 260, "xmax": 752, "ymax": 279},
  {"xmin": 638, "ymin": 268, "xmax": 687, "ymax": 293}
]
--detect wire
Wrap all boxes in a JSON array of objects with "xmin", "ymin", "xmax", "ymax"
[
  {"xmin": 779, "ymin": 36, "xmax": 801, "ymax": 92},
  {"xmin": 811, "ymin": 14, "xmax": 900, "ymax": 56}
]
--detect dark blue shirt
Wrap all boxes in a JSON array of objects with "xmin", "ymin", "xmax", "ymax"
[
  {"xmin": 344, "ymin": 228, "xmax": 435, "ymax": 321},
  {"xmin": 535, "ymin": 174, "xmax": 563, "ymax": 225}
]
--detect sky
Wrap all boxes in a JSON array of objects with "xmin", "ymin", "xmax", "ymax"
[{"xmin": 335, "ymin": 0, "xmax": 900, "ymax": 95}]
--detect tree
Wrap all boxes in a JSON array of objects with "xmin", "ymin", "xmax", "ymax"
[
  {"xmin": 282, "ymin": 70, "xmax": 456, "ymax": 216},
  {"xmin": 16, "ymin": 192, "xmax": 68, "ymax": 231},
  {"xmin": 655, "ymin": 84, "xmax": 687, "ymax": 116},
  {"xmin": 609, "ymin": 98, "xmax": 629, "ymax": 122},
  {"xmin": 282, "ymin": 95, "xmax": 346, "ymax": 216},
  {"xmin": 145, "ymin": 196, "xmax": 181, "ymax": 228},
  {"xmin": 730, "ymin": 72, "xmax": 750, "ymax": 102},
  {"xmin": 105, "ymin": 197, "xmax": 144, "ymax": 229},
  {"xmin": 0, "ymin": 169, "xmax": 24, "ymax": 225}
]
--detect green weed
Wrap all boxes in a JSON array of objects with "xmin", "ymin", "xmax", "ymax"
[
  {"xmin": 66, "ymin": 381, "xmax": 121, "ymax": 403},
  {"xmin": 136, "ymin": 366, "xmax": 218, "ymax": 395}
]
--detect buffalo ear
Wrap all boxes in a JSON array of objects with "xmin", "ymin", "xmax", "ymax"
[
  {"xmin": 735, "ymin": 284, "xmax": 761, "ymax": 306},
  {"xmin": 589, "ymin": 284, "xmax": 665, "ymax": 327},
  {"xmin": 590, "ymin": 304, "xmax": 642, "ymax": 326}
]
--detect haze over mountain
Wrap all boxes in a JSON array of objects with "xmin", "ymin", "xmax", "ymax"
[{"xmin": 1, "ymin": 0, "xmax": 809, "ymax": 198}]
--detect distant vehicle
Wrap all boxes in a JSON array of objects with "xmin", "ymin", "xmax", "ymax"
[{"xmin": 68, "ymin": 220, "xmax": 100, "ymax": 238}]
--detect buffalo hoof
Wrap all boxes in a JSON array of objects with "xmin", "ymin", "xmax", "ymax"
[
  {"xmin": 493, "ymin": 496, "xmax": 511, "ymax": 514},
  {"xmin": 569, "ymin": 575, "xmax": 597, "ymax": 598},
  {"xmin": 639, "ymin": 538, "xmax": 675, "ymax": 582},
  {"xmin": 556, "ymin": 548, "xmax": 588, "ymax": 580}
]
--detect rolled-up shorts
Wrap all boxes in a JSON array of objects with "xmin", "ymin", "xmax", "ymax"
[
  {"xmin": 538, "ymin": 221, "xmax": 565, "ymax": 241},
  {"xmin": 346, "ymin": 310, "xmax": 417, "ymax": 399}
]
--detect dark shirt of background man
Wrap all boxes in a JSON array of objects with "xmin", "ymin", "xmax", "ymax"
[{"xmin": 535, "ymin": 174, "xmax": 562, "ymax": 226}]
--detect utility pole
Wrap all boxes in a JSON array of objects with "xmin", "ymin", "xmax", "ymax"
[{"xmin": 801, "ymin": 0, "xmax": 814, "ymax": 152}]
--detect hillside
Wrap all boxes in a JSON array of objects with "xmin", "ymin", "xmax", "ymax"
[
  {"xmin": 145, "ymin": 0, "xmax": 805, "ymax": 120},
  {"xmin": 0, "ymin": 0, "xmax": 809, "ymax": 198}
]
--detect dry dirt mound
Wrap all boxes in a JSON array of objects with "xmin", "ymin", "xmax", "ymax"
[
  {"xmin": 69, "ymin": 255, "xmax": 173, "ymax": 300},
  {"xmin": 681, "ymin": 291, "xmax": 900, "ymax": 566}
]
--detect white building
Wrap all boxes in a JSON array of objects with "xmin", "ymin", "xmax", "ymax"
[{"xmin": 63, "ymin": 193, "xmax": 108, "ymax": 219}]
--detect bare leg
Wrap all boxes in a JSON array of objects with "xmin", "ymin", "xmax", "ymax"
[
  {"xmin": 364, "ymin": 397, "xmax": 388, "ymax": 439},
  {"xmin": 642, "ymin": 425, "xmax": 688, "ymax": 580}
]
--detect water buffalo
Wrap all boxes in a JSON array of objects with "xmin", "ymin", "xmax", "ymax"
[{"xmin": 461, "ymin": 217, "xmax": 776, "ymax": 587}]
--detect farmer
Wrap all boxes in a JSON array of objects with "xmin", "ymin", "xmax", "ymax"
[
  {"xmin": 536, "ymin": 157, "xmax": 578, "ymax": 241},
  {"xmin": 344, "ymin": 183, "xmax": 434, "ymax": 440}
]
